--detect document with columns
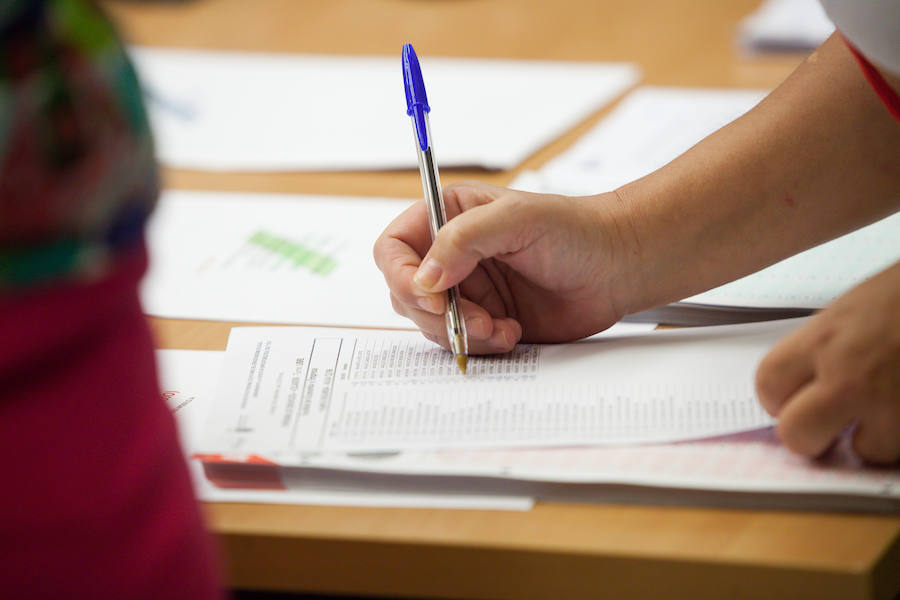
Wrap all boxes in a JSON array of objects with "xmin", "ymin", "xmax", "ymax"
[{"xmin": 196, "ymin": 320, "xmax": 791, "ymax": 459}]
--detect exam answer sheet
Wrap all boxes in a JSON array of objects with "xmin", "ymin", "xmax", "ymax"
[
  {"xmin": 130, "ymin": 47, "xmax": 639, "ymax": 171},
  {"xmin": 197, "ymin": 321, "xmax": 788, "ymax": 459},
  {"xmin": 179, "ymin": 324, "xmax": 898, "ymax": 511},
  {"xmin": 158, "ymin": 350, "xmax": 533, "ymax": 510}
]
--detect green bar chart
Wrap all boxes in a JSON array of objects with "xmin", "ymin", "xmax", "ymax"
[{"xmin": 247, "ymin": 230, "xmax": 339, "ymax": 276}]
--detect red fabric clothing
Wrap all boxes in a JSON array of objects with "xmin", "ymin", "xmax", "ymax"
[
  {"xmin": 842, "ymin": 35, "xmax": 900, "ymax": 124},
  {"xmin": 0, "ymin": 245, "xmax": 223, "ymax": 600},
  {"xmin": 0, "ymin": 4, "xmax": 223, "ymax": 596}
]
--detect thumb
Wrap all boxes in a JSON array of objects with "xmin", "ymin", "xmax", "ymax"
[{"xmin": 412, "ymin": 195, "xmax": 534, "ymax": 292}]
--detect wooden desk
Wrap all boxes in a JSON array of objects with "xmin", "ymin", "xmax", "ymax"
[{"xmin": 104, "ymin": 1, "xmax": 900, "ymax": 598}]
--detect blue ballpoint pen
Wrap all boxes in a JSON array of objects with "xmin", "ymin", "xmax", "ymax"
[{"xmin": 402, "ymin": 43, "xmax": 468, "ymax": 375}]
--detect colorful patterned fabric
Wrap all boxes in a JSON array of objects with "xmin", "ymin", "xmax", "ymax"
[
  {"xmin": 0, "ymin": 0, "xmax": 157, "ymax": 289},
  {"xmin": 0, "ymin": 4, "xmax": 224, "ymax": 597}
]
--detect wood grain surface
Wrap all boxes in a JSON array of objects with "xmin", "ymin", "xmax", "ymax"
[{"xmin": 101, "ymin": 1, "xmax": 900, "ymax": 598}]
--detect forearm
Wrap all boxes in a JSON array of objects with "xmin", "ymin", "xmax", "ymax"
[{"xmin": 612, "ymin": 34, "xmax": 900, "ymax": 315}]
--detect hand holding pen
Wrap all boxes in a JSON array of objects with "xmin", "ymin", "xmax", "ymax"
[
  {"xmin": 402, "ymin": 43, "xmax": 469, "ymax": 374},
  {"xmin": 376, "ymin": 48, "xmax": 623, "ymax": 359}
]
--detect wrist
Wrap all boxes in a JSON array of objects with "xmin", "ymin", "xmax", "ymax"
[
  {"xmin": 585, "ymin": 188, "xmax": 649, "ymax": 318},
  {"xmin": 606, "ymin": 176, "xmax": 708, "ymax": 315}
]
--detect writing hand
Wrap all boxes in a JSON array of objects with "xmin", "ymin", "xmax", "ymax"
[{"xmin": 373, "ymin": 181, "xmax": 635, "ymax": 353}]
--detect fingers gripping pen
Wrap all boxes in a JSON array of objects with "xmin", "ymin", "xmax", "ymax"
[{"xmin": 402, "ymin": 43, "xmax": 469, "ymax": 374}]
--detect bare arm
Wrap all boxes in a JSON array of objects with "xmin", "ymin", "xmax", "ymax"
[
  {"xmin": 374, "ymin": 33, "xmax": 900, "ymax": 462},
  {"xmin": 614, "ymin": 33, "xmax": 900, "ymax": 315}
]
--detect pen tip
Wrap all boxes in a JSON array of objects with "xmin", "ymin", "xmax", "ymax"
[{"xmin": 455, "ymin": 354, "xmax": 468, "ymax": 375}]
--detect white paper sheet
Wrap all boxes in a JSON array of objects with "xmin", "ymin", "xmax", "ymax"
[
  {"xmin": 141, "ymin": 192, "xmax": 672, "ymax": 327},
  {"xmin": 157, "ymin": 349, "xmax": 533, "ymax": 510},
  {"xmin": 512, "ymin": 86, "xmax": 768, "ymax": 196},
  {"xmin": 738, "ymin": 0, "xmax": 834, "ymax": 52},
  {"xmin": 130, "ymin": 47, "xmax": 639, "ymax": 172},
  {"xmin": 296, "ymin": 429, "xmax": 899, "ymax": 511},
  {"xmin": 512, "ymin": 87, "xmax": 900, "ymax": 312},
  {"xmin": 158, "ymin": 343, "xmax": 898, "ymax": 512},
  {"xmin": 682, "ymin": 212, "xmax": 900, "ymax": 309},
  {"xmin": 200, "ymin": 321, "xmax": 790, "ymax": 458},
  {"xmin": 142, "ymin": 190, "xmax": 414, "ymax": 327},
  {"xmin": 425, "ymin": 429, "xmax": 899, "ymax": 498}
]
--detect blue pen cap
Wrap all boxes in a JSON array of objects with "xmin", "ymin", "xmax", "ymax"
[{"xmin": 402, "ymin": 43, "xmax": 431, "ymax": 152}]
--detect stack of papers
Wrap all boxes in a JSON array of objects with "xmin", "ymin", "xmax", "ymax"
[
  {"xmin": 199, "ymin": 324, "xmax": 778, "ymax": 456},
  {"xmin": 131, "ymin": 47, "xmax": 639, "ymax": 172},
  {"xmin": 159, "ymin": 320, "xmax": 900, "ymax": 512},
  {"xmin": 513, "ymin": 87, "xmax": 900, "ymax": 324},
  {"xmin": 159, "ymin": 350, "xmax": 532, "ymax": 510}
]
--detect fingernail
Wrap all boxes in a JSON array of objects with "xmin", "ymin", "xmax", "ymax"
[
  {"xmin": 416, "ymin": 295, "xmax": 442, "ymax": 314},
  {"xmin": 466, "ymin": 317, "xmax": 487, "ymax": 338},
  {"xmin": 414, "ymin": 258, "xmax": 443, "ymax": 291}
]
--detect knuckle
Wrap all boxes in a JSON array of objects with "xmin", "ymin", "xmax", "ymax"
[
  {"xmin": 818, "ymin": 374, "xmax": 864, "ymax": 405},
  {"xmin": 388, "ymin": 260, "xmax": 418, "ymax": 294},
  {"xmin": 443, "ymin": 180, "xmax": 486, "ymax": 211},
  {"xmin": 442, "ymin": 181, "xmax": 469, "ymax": 196},
  {"xmin": 441, "ymin": 220, "xmax": 470, "ymax": 255},
  {"xmin": 498, "ymin": 192, "xmax": 533, "ymax": 217},
  {"xmin": 372, "ymin": 236, "xmax": 388, "ymax": 271},
  {"xmin": 754, "ymin": 362, "xmax": 780, "ymax": 404},
  {"xmin": 775, "ymin": 419, "xmax": 821, "ymax": 458}
]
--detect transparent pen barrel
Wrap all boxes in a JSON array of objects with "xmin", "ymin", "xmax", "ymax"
[
  {"xmin": 445, "ymin": 289, "xmax": 468, "ymax": 356},
  {"xmin": 413, "ymin": 116, "xmax": 446, "ymax": 240},
  {"xmin": 412, "ymin": 114, "xmax": 467, "ymax": 357}
]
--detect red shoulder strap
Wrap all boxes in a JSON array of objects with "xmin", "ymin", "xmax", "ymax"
[{"xmin": 841, "ymin": 34, "xmax": 900, "ymax": 123}]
